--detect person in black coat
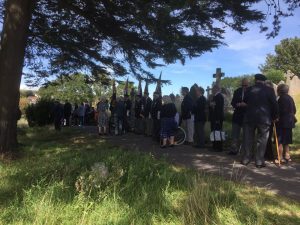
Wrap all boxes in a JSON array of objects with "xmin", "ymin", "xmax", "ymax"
[
  {"xmin": 276, "ymin": 84, "xmax": 297, "ymax": 163},
  {"xmin": 160, "ymin": 95, "xmax": 177, "ymax": 148},
  {"xmin": 228, "ymin": 78, "xmax": 249, "ymax": 155},
  {"xmin": 52, "ymin": 100, "xmax": 64, "ymax": 131},
  {"xmin": 242, "ymin": 74, "xmax": 279, "ymax": 168},
  {"xmin": 63, "ymin": 100, "xmax": 72, "ymax": 126},
  {"xmin": 123, "ymin": 94, "xmax": 132, "ymax": 132},
  {"xmin": 208, "ymin": 85, "xmax": 225, "ymax": 151},
  {"xmin": 192, "ymin": 86, "xmax": 207, "ymax": 148},
  {"xmin": 151, "ymin": 92, "xmax": 162, "ymax": 142},
  {"xmin": 142, "ymin": 93, "xmax": 153, "ymax": 136},
  {"xmin": 114, "ymin": 96, "xmax": 126, "ymax": 135},
  {"xmin": 181, "ymin": 87, "xmax": 194, "ymax": 144},
  {"xmin": 134, "ymin": 95, "xmax": 144, "ymax": 134}
]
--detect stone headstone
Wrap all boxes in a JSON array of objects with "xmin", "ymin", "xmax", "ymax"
[{"xmin": 285, "ymin": 70, "xmax": 300, "ymax": 96}]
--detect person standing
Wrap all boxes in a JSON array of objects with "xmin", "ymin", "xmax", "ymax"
[
  {"xmin": 228, "ymin": 78, "xmax": 249, "ymax": 155},
  {"xmin": 181, "ymin": 87, "xmax": 194, "ymax": 145},
  {"xmin": 134, "ymin": 94, "xmax": 144, "ymax": 134},
  {"xmin": 192, "ymin": 87, "xmax": 207, "ymax": 148},
  {"xmin": 160, "ymin": 95, "xmax": 177, "ymax": 148},
  {"xmin": 208, "ymin": 85, "xmax": 225, "ymax": 151},
  {"xmin": 114, "ymin": 96, "xmax": 126, "ymax": 135},
  {"xmin": 78, "ymin": 102, "xmax": 85, "ymax": 126},
  {"xmin": 63, "ymin": 100, "xmax": 72, "ymax": 126},
  {"xmin": 242, "ymin": 74, "xmax": 279, "ymax": 168},
  {"xmin": 52, "ymin": 100, "xmax": 64, "ymax": 131},
  {"xmin": 151, "ymin": 92, "xmax": 162, "ymax": 142},
  {"xmin": 276, "ymin": 84, "xmax": 297, "ymax": 163},
  {"xmin": 97, "ymin": 97, "xmax": 109, "ymax": 135},
  {"xmin": 143, "ymin": 86, "xmax": 153, "ymax": 136},
  {"xmin": 123, "ymin": 94, "xmax": 132, "ymax": 132}
]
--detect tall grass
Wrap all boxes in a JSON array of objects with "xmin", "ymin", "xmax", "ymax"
[{"xmin": 0, "ymin": 127, "xmax": 299, "ymax": 224}]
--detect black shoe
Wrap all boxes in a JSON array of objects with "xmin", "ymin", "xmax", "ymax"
[
  {"xmin": 169, "ymin": 144, "xmax": 174, "ymax": 147},
  {"xmin": 256, "ymin": 164, "xmax": 266, "ymax": 168},
  {"xmin": 241, "ymin": 160, "xmax": 250, "ymax": 166},
  {"xmin": 160, "ymin": 145, "xmax": 167, "ymax": 149},
  {"xmin": 228, "ymin": 151, "xmax": 238, "ymax": 155}
]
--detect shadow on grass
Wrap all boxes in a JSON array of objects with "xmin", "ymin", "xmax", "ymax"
[{"xmin": 1, "ymin": 127, "xmax": 299, "ymax": 224}]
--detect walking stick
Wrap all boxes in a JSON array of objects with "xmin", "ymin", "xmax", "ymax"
[{"xmin": 273, "ymin": 123, "xmax": 281, "ymax": 166}]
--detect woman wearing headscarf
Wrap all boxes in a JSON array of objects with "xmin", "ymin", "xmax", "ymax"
[{"xmin": 276, "ymin": 84, "xmax": 297, "ymax": 163}]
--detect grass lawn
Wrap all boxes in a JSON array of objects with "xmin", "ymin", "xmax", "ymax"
[{"xmin": 0, "ymin": 126, "xmax": 299, "ymax": 225}]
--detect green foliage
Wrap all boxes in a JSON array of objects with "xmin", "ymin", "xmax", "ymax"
[
  {"xmin": 265, "ymin": 69, "xmax": 285, "ymax": 84},
  {"xmin": 20, "ymin": 89, "xmax": 36, "ymax": 98},
  {"xmin": 260, "ymin": 37, "xmax": 300, "ymax": 77},
  {"xmin": 25, "ymin": 99, "xmax": 54, "ymax": 127},
  {"xmin": 38, "ymin": 73, "xmax": 94, "ymax": 103},
  {"xmin": 1, "ymin": 127, "xmax": 300, "ymax": 224},
  {"xmin": 220, "ymin": 75, "xmax": 254, "ymax": 95},
  {"xmin": 38, "ymin": 73, "xmax": 136, "ymax": 104}
]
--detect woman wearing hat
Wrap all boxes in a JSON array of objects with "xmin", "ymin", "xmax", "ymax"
[{"xmin": 276, "ymin": 84, "xmax": 297, "ymax": 163}]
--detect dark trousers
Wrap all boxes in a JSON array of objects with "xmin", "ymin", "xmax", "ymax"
[
  {"xmin": 194, "ymin": 121, "xmax": 205, "ymax": 147},
  {"xmin": 54, "ymin": 118, "xmax": 62, "ymax": 131},
  {"xmin": 231, "ymin": 122, "xmax": 243, "ymax": 153},
  {"xmin": 242, "ymin": 123, "xmax": 270, "ymax": 165},
  {"xmin": 264, "ymin": 124, "xmax": 274, "ymax": 160},
  {"xmin": 152, "ymin": 119, "xmax": 161, "ymax": 142}
]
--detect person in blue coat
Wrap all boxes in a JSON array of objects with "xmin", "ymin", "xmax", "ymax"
[{"xmin": 242, "ymin": 74, "xmax": 279, "ymax": 168}]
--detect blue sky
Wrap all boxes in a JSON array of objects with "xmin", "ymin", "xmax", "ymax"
[{"xmin": 20, "ymin": 6, "xmax": 300, "ymax": 96}]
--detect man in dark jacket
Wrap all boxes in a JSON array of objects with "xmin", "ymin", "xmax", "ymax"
[
  {"xmin": 228, "ymin": 78, "xmax": 249, "ymax": 155},
  {"xmin": 151, "ymin": 92, "xmax": 162, "ymax": 141},
  {"xmin": 142, "ymin": 92, "xmax": 153, "ymax": 136},
  {"xmin": 192, "ymin": 87, "xmax": 207, "ymax": 148},
  {"xmin": 63, "ymin": 100, "xmax": 72, "ymax": 126},
  {"xmin": 52, "ymin": 100, "xmax": 64, "ymax": 131},
  {"xmin": 242, "ymin": 74, "xmax": 279, "ymax": 168},
  {"xmin": 134, "ymin": 95, "xmax": 144, "ymax": 134},
  {"xmin": 181, "ymin": 87, "xmax": 194, "ymax": 144}
]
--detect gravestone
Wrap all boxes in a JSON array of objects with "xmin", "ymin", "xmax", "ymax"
[
  {"xmin": 213, "ymin": 68, "xmax": 225, "ymax": 86},
  {"xmin": 285, "ymin": 70, "xmax": 300, "ymax": 96}
]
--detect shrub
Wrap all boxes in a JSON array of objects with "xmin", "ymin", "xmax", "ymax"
[
  {"xmin": 19, "ymin": 97, "xmax": 29, "ymax": 115},
  {"xmin": 25, "ymin": 98, "xmax": 55, "ymax": 127}
]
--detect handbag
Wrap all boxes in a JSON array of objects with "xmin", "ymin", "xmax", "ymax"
[{"xmin": 210, "ymin": 130, "xmax": 226, "ymax": 142}]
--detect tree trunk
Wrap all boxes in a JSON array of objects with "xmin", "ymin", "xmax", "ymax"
[{"xmin": 0, "ymin": 0, "xmax": 35, "ymax": 153}]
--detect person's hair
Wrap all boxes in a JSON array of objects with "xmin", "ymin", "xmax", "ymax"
[
  {"xmin": 277, "ymin": 84, "xmax": 289, "ymax": 95},
  {"xmin": 181, "ymin": 87, "xmax": 189, "ymax": 93},
  {"xmin": 169, "ymin": 93, "xmax": 175, "ymax": 102},
  {"xmin": 162, "ymin": 95, "xmax": 172, "ymax": 104},
  {"xmin": 198, "ymin": 86, "xmax": 205, "ymax": 95}
]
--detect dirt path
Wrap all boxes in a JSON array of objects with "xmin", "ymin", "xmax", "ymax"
[{"xmin": 82, "ymin": 126, "xmax": 300, "ymax": 201}]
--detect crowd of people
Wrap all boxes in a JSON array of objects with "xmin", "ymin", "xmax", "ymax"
[{"xmin": 52, "ymin": 73, "xmax": 297, "ymax": 168}]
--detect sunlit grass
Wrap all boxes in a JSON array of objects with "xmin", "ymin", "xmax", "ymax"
[{"xmin": 0, "ymin": 127, "xmax": 299, "ymax": 224}]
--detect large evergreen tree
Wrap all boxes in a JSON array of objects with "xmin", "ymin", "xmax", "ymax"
[{"xmin": 0, "ymin": 0, "xmax": 299, "ymax": 153}]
